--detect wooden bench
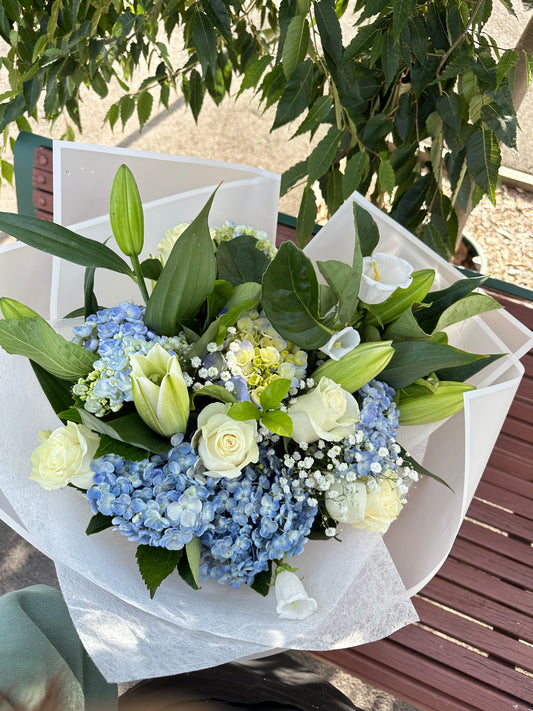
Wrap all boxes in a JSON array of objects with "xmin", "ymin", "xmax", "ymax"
[{"xmin": 18, "ymin": 142, "xmax": 533, "ymax": 711}]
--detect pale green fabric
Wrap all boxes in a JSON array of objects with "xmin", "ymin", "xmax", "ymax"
[{"xmin": 0, "ymin": 585, "xmax": 117, "ymax": 711}]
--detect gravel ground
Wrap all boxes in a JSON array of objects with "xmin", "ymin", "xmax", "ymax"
[{"xmin": 464, "ymin": 184, "xmax": 533, "ymax": 289}]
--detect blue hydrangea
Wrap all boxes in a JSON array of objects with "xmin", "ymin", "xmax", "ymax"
[{"xmin": 71, "ymin": 302, "xmax": 185, "ymax": 416}]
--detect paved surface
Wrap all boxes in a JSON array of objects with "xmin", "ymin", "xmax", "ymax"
[{"xmin": 1, "ymin": 5, "xmax": 531, "ymax": 708}]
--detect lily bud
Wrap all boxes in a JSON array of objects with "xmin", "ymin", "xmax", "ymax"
[
  {"xmin": 130, "ymin": 344, "xmax": 189, "ymax": 437},
  {"xmin": 398, "ymin": 381, "xmax": 476, "ymax": 425},
  {"xmin": 312, "ymin": 341, "xmax": 394, "ymax": 393},
  {"xmin": 0, "ymin": 297, "xmax": 39, "ymax": 320},
  {"xmin": 109, "ymin": 164, "xmax": 144, "ymax": 257}
]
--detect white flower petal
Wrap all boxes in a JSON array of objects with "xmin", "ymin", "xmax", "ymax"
[{"xmin": 275, "ymin": 571, "xmax": 317, "ymax": 620}]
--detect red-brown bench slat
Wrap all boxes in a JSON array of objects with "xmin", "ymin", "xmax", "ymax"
[
  {"xmin": 389, "ymin": 624, "xmax": 532, "ymax": 702},
  {"xmin": 414, "ymin": 595, "xmax": 533, "ymax": 672},
  {"xmin": 422, "ymin": 576, "xmax": 533, "ymax": 642},
  {"xmin": 508, "ymin": 395, "xmax": 533, "ymax": 424},
  {"xmin": 320, "ymin": 637, "xmax": 532, "ymax": 711},
  {"xmin": 488, "ymin": 447, "xmax": 532, "ymax": 481},
  {"xmin": 482, "ymin": 468, "xmax": 533, "ymax": 506},
  {"xmin": 459, "ymin": 519, "xmax": 533, "ymax": 566},
  {"xmin": 501, "ymin": 415, "xmax": 533, "ymax": 444},
  {"xmin": 474, "ymin": 479, "xmax": 533, "ymax": 519},
  {"xmin": 514, "ymin": 373, "xmax": 533, "ymax": 401},
  {"xmin": 312, "ymin": 649, "xmax": 485, "ymax": 711},
  {"xmin": 437, "ymin": 557, "xmax": 533, "ymax": 617},
  {"xmin": 466, "ymin": 497, "xmax": 532, "ymax": 540},
  {"xmin": 451, "ymin": 537, "xmax": 533, "ymax": 590},
  {"xmin": 492, "ymin": 433, "xmax": 532, "ymax": 469}
]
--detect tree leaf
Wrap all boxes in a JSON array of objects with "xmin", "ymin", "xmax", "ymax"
[
  {"xmin": 342, "ymin": 151, "xmax": 369, "ymax": 197},
  {"xmin": 136, "ymin": 545, "xmax": 182, "ymax": 599},
  {"xmin": 144, "ymin": 188, "xmax": 217, "ymax": 334},
  {"xmin": 353, "ymin": 202, "xmax": 380, "ymax": 258},
  {"xmin": 293, "ymin": 95, "xmax": 332, "ymax": 139},
  {"xmin": 378, "ymin": 156, "xmax": 395, "ymax": 195},
  {"xmin": 282, "ymin": 15, "xmax": 309, "ymax": 79},
  {"xmin": 466, "ymin": 125, "xmax": 500, "ymax": 205},
  {"xmin": 262, "ymin": 240, "xmax": 330, "ymax": 349},
  {"xmin": 393, "ymin": 0, "xmax": 413, "ymax": 39},
  {"xmin": 0, "ymin": 316, "xmax": 96, "ymax": 380},
  {"xmin": 193, "ymin": 11, "xmax": 218, "ymax": 74},
  {"xmin": 296, "ymin": 184, "xmax": 317, "ymax": 249},
  {"xmin": 261, "ymin": 409, "xmax": 293, "ymax": 437},
  {"xmin": 308, "ymin": 126, "xmax": 343, "ymax": 182},
  {"xmin": 315, "ymin": 0, "xmax": 343, "ymax": 65},
  {"xmin": 437, "ymin": 92, "xmax": 463, "ymax": 132},
  {"xmin": 137, "ymin": 90, "xmax": 153, "ymax": 129},
  {"xmin": 281, "ymin": 159, "xmax": 308, "ymax": 195},
  {"xmin": 216, "ymin": 235, "xmax": 269, "ymax": 286},
  {"xmin": 77, "ymin": 410, "xmax": 171, "ymax": 455},
  {"xmin": 238, "ymin": 54, "xmax": 272, "ymax": 96},
  {"xmin": 416, "ymin": 275, "xmax": 488, "ymax": 332},
  {"xmin": 0, "ymin": 213, "xmax": 132, "ymax": 275},
  {"xmin": 273, "ymin": 59, "xmax": 314, "ymax": 129}
]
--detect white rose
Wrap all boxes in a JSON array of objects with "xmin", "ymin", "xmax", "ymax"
[
  {"xmin": 30, "ymin": 422, "xmax": 100, "ymax": 491},
  {"xmin": 287, "ymin": 377, "xmax": 360, "ymax": 444},
  {"xmin": 192, "ymin": 402, "xmax": 259, "ymax": 479},
  {"xmin": 325, "ymin": 476, "xmax": 403, "ymax": 533}
]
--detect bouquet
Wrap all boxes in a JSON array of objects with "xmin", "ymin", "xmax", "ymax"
[{"xmin": 0, "ymin": 145, "xmax": 530, "ymax": 680}]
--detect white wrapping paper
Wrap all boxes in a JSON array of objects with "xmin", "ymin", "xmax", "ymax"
[{"xmin": 0, "ymin": 142, "xmax": 531, "ymax": 682}]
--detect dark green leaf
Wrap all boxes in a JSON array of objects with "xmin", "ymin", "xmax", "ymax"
[
  {"xmin": 93, "ymin": 433, "xmax": 149, "ymax": 462},
  {"xmin": 205, "ymin": 0, "xmax": 232, "ymax": 43},
  {"xmin": 282, "ymin": 15, "xmax": 309, "ymax": 79},
  {"xmin": 250, "ymin": 562, "xmax": 273, "ymax": 596},
  {"xmin": 293, "ymin": 95, "xmax": 332, "ymax": 138},
  {"xmin": 84, "ymin": 266, "xmax": 98, "ymax": 319},
  {"xmin": 410, "ymin": 55, "xmax": 440, "ymax": 97},
  {"xmin": 77, "ymin": 410, "xmax": 171, "ymax": 455},
  {"xmin": 342, "ymin": 151, "xmax": 369, "ymax": 197},
  {"xmin": 144, "ymin": 188, "xmax": 217, "ymax": 334},
  {"xmin": 436, "ymin": 352, "xmax": 505, "ymax": 382},
  {"xmin": 272, "ymin": 59, "xmax": 314, "ymax": 129},
  {"xmin": 315, "ymin": 0, "xmax": 343, "ymax": 65},
  {"xmin": 361, "ymin": 114, "xmax": 393, "ymax": 149},
  {"xmin": 393, "ymin": 0, "xmax": 413, "ymax": 39},
  {"xmin": 141, "ymin": 258, "xmax": 163, "ymax": 281},
  {"xmin": 193, "ymin": 11, "xmax": 218, "ymax": 74},
  {"xmin": 394, "ymin": 92, "xmax": 414, "ymax": 144},
  {"xmin": 391, "ymin": 173, "xmax": 431, "ymax": 228},
  {"xmin": 262, "ymin": 240, "xmax": 330, "ymax": 349},
  {"xmin": 406, "ymin": 16, "xmax": 428, "ymax": 65},
  {"xmin": 188, "ymin": 69, "xmax": 205, "ymax": 122},
  {"xmin": 57, "ymin": 408, "xmax": 82, "ymax": 424},
  {"xmin": 238, "ymin": 54, "xmax": 272, "ymax": 96},
  {"xmin": 308, "ymin": 126, "xmax": 343, "ymax": 182},
  {"xmin": 185, "ymin": 537, "xmax": 201, "ymax": 587},
  {"xmin": 191, "ymin": 384, "xmax": 236, "ymax": 408},
  {"xmin": 344, "ymin": 23, "xmax": 381, "ymax": 62},
  {"xmin": 378, "ymin": 156, "xmax": 395, "ymax": 195},
  {"xmin": 353, "ymin": 202, "xmax": 379, "ymax": 258},
  {"xmin": 397, "ymin": 444, "xmax": 454, "ymax": 492},
  {"xmin": 177, "ymin": 549, "xmax": 201, "ymax": 590},
  {"xmin": 381, "ymin": 32, "xmax": 399, "ymax": 88},
  {"xmin": 380, "ymin": 341, "xmax": 487, "ymax": 389},
  {"xmin": 136, "ymin": 545, "xmax": 182, "ymax": 599},
  {"xmin": 30, "ymin": 362, "xmax": 74, "ymax": 417},
  {"xmin": 416, "ymin": 275, "xmax": 488, "ymax": 332},
  {"xmin": 496, "ymin": 49, "xmax": 518, "ymax": 89},
  {"xmin": 137, "ymin": 91, "xmax": 153, "ymax": 129},
  {"xmin": 216, "ymin": 235, "xmax": 269, "ymax": 286},
  {"xmin": 295, "ymin": 184, "xmax": 317, "ymax": 249},
  {"xmin": 437, "ymin": 92, "xmax": 463, "ymax": 131},
  {"xmin": 119, "ymin": 95, "xmax": 135, "ymax": 129},
  {"xmin": 281, "ymin": 159, "xmax": 308, "ymax": 195},
  {"xmin": 326, "ymin": 165, "xmax": 343, "ymax": 215},
  {"xmin": 481, "ymin": 103, "xmax": 516, "ymax": 150},
  {"xmin": 0, "ymin": 213, "xmax": 132, "ymax": 275},
  {"xmin": 86, "ymin": 512, "xmax": 114, "ymax": 536}
]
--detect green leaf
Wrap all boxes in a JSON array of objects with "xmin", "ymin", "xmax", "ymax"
[
  {"xmin": 466, "ymin": 126, "xmax": 500, "ymax": 205},
  {"xmin": 398, "ymin": 380, "xmax": 476, "ymax": 425},
  {"xmin": 177, "ymin": 549, "xmax": 200, "ymax": 590},
  {"xmin": 137, "ymin": 91, "xmax": 153, "ymax": 129},
  {"xmin": 378, "ymin": 156, "xmax": 395, "ymax": 195},
  {"xmin": 308, "ymin": 126, "xmax": 343, "ymax": 182},
  {"xmin": 119, "ymin": 95, "xmax": 135, "ymax": 129},
  {"xmin": 380, "ymin": 341, "xmax": 488, "ymax": 390},
  {"xmin": 141, "ymin": 258, "xmax": 163, "ymax": 281},
  {"xmin": 437, "ymin": 93, "xmax": 463, "ymax": 132},
  {"xmin": 416, "ymin": 275, "xmax": 488, "ymax": 333},
  {"xmin": 136, "ymin": 545, "xmax": 182, "ymax": 599},
  {"xmin": 293, "ymin": 96, "xmax": 332, "ymax": 138},
  {"xmin": 260, "ymin": 378, "xmax": 292, "ymax": 411},
  {"xmin": 84, "ymin": 266, "xmax": 98, "ymax": 319},
  {"xmin": 191, "ymin": 384, "xmax": 237, "ymax": 408},
  {"xmin": 433, "ymin": 293, "xmax": 501, "ymax": 332},
  {"xmin": 381, "ymin": 32, "xmax": 400, "ymax": 88},
  {"xmin": 435, "ymin": 352, "xmax": 504, "ymax": 382},
  {"xmin": 185, "ymin": 69, "xmax": 205, "ymax": 123},
  {"xmin": 312, "ymin": 341, "xmax": 394, "ymax": 392},
  {"xmin": 282, "ymin": 15, "xmax": 309, "ymax": 79},
  {"xmin": 93, "ymin": 433, "xmax": 148, "ymax": 462},
  {"xmin": 344, "ymin": 23, "xmax": 381, "ymax": 62},
  {"xmin": 262, "ymin": 240, "xmax": 331, "ymax": 349},
  {"xmin": 342, "ymin": 152, "xmax": 369, "ymax": 197},
  {"xmin": 315, "ymin": 0, "xmax": 343, "ymax": 65},
  {"xmin": 296, "ymin": 185, "xmax": 317, "ymax": 249},
  {"xmin": 273, "ymin": 59, "xmax": 314, "ymax": 129},
  {"xmin": 144, "ymin": 189, "xmax": 217, "ymax": 334},
  {"xmin": 261, "ymin": 409, "xmax": 293, "ymax": 437},
  {"xmin": 281, "ymin": 159, "xmax": 308, "ymax": 196},
  {"xmin": 384, "ymin": 309, "xmax": 434, "ymax": 342},
  {"xmin": 30, "ymin": 362, "xmax": 75, "ymax": 418},
  {"xmin": 185, "ymin": 537, "xmax": 201, "ymax": 587},
  {"xmin": 317, "ymin": 259, "xmax": 361, "ymax": 326},
  {"xmin": 57, "ymin": 408, "xmax": 82, "ymax": 424},
  {"xmin": 86, "ymin": 512, "xmax": 114, "ymax": 536},
  {"xmin": 77, "ymin": 410, "xmax": 171, "ymax": 455},
  {"xmin": 193, "ymin": 11, "xmax": 218, "ymax": 74},
  {"xmin": 397, "ymin": 444, "xmax": 453, "ymax": 492},
  {"xmin": 0, "ymin": 213, "xmax": 132, "ymax": 275},
  {"xmin": 216, "ymin": 235, "xmax": 269, "ymax": 286},
  {"xmin": 250, "ymin": 561, "xmax": 273, "ymax": 596},
  {"xmin": 0, "ymin": 317, "xmax": 96, "ymax": 380},
  {"xmin": 238, "ymin": 55, "xmax": 272, "ymax": 96},
  {"xmin": 353, "ymin": 202, "xmax": 380, "ymax": 258},
  {"xmin": 393, "ymin": 0, "xmax": 413, "ymax": 39},
  {"xmin": 228, "ymin": 401, "xmax": 261, "ymax": 421}
]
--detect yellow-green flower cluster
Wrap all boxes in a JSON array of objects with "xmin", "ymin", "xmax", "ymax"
[{"xmin": 225, "ymin": 310, "xmax": 307, "ymax": 404}]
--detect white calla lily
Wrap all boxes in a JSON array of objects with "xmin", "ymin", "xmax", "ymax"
[
  {"xmin": 358, "ymin": 252, "xmax": 413, "ymax": 305},
  {"xmin": 319, "ymin": 326, "xmax": 361, "ymax": 361},
  {"xmin": 275, "ymin": 570, "xmax": 317, "ymax": 620}
]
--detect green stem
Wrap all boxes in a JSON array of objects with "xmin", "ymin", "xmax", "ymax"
[{"xmin": 130, "ymin": 253, "xmax": 150, "ymax": 304}]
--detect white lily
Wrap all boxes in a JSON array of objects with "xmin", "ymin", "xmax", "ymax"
[
  {"xmin": 130, "ymin": 343, "xmax": 190, "ymax": 437},
  {"xmin": 319, "ymin": 326, "xmax": 361, "ymax": 361},
  {"xmin": 358, "ymin": 252, "xmax": 413, "ymax": 305},
  {"xmin": 275, "ymin": 570, "xmax": 317, "ymax": 620}
]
